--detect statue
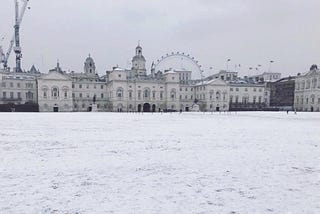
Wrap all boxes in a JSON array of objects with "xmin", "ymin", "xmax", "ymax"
[{"xmin": 93, "ymin": 95, "xmax": 96, "ymax": 104}]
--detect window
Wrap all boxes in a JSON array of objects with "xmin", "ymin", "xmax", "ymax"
[
  {"xmin": 312, "ymin": 78, "xmax": 317, "ymax": 89},
  {"xmin": 258, "ymin": 96, "xmax": 262, "ymax": 103},
  {"xmin": 2, "ymin": 82, "xmax": 6, "ymax": 87},
  {"xmin": 64, "ymin": 91, "xmax": 68, "ymax": 99},
  {"xmin": 230, "ymin": 88, "xmax": 234, "ymax": 91},
  {"xmin": 245, "ymin": 88, "xmax": 248, "ymax": 92},
  {"xmin": 138, "ymin": 91, "xmax": 141, "ymax": 100},
  {"xmin": 79, "ymin": 84, "xmax": 82, "ymax": 89},
  {"xmin": 152, "ymin": 91, "xmax": 156, "ymax": 99},
  {"xmin": 253, "ymin": 96, "xmax": 256, "ymax": 103},
  {"xmin": 235, "ymin": 96, "xmax": 239, "ymax": 103},
  {"xmin": 117, "ymin": 88, "xmax": 123, "ymax": 98},
  {"xmin": 52, "ymin": 88, "xmax": 59, "ymax": 98},
  {"xmin": 253, "ymin": 88, "xmax": 257, "ymax": 92},
  {"xmin": 3, "ymin": 92, "xmax": 6, "ymax": 98},
  {"xmin": 72, "ymin": 84, "xmax": 75, "ymax": 89},
  {"xmin": 17, "ymin": 83, "xmax": 20, "ymax": 88},
  {"xmin": 170, "ymin": 89, "xmax": 176, "ymax": 99},
  {"xmin": 236, "ymin": 88, "xmax": 239, "ymax": 92},
  {"xmin": 230, "ymin": 95, "xmax": 233, "ymax": 103},
  {"xmin": 160, "ymin": 92, "xmax": 163, "ymax": 100},
  {"xmin": 26, "ymin": 92, "xmax": 33, "ymax": 99},
  {"xmin": 79, "ymin": 93, "xmax": 82, "ymax": 98},
  {"xmin": 144, "ymin": 89, "xmax": 150, "ymax": 98},
  {"xmin": 129, "ymin": 91, "xmax": 132, "ymax": 99},
  {"xmin": 101, "ymin": 85, "xmax": 104, "ymax": 89},
  {"xmin": 10, "ymin": 92, "xmax": 14, "ymax": 98},
  {"xmin": 94, "ymin": 84, "xmax": 96, "ymax": 89},
  {"xmin": 72, "ymin": 93, "xmax": 75, "ymax": 98},
  {"xmin": 86, "ymin": 84, "xmax": 89, "ymax": 89},
  {"xmin": 259, "ymin": 88, "xmax": 262, "ymax": 92},
  {"xmin": 17, "ymin": 92, "xmax": 21, "ymax": 99},
  {"xmin": 43, "ymin": 91, "xmax": 47, "ymax": 98},
  {"xmin": 101, "ymin": 93, "xmax": 104, "ymax": 99},
  {"xmin": 216, "ymin": 92, "xmax": 221, "ymax": 101}
]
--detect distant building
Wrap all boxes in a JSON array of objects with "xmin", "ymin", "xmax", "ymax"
[
  {"xmin": 0, "ymin": 45, "xmax": 299, "ymax": 113},
  {"xmin": 267, "ymin": 76, "xmax": 296, "ymax": 110},
  {"xmin": 228, "ymin": 80, "xmax": 267, "ymax": 111},
  {"xmin": 294, "ymin": 65, "xmax": 320, "ymax": 112},
  {"xmin": 249, "ymin": 72, "xmax": 282, "ymax": 83}
]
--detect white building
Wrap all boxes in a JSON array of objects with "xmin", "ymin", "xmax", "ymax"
[
  {"xmin": 294, "ymin": 65, "xmax": 320, "ymax": 112},
  {"xmin": 0, "ymin": 44, "xmax": 271, "ymax": 112}
]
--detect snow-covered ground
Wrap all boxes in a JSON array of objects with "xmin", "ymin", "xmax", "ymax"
[{"xmin": 0, "ymin": 112, "xmax": 319, "ymax": 214}]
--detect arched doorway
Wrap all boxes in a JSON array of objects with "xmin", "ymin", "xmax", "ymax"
[
  {"xmin": 53, "ymin": 104, "xmax": 59, "ymax": 112},
  {"xmin": 138, "ymin": 104, "xmax": 142, "ymax": 112},
  {"xmin": 152, "ymin": 104, "xmax": 156, "ymax": 112},
  {"xmin": 311, "ymin": 106, "xmax": 314, "ymax": 112},
  {"xmin": 143, "ymin": 103, "xmax": 151, "ymax": 112},
  {"xmin": 216, "ymin": 104, "xmax": 220, "ymax": 112}
]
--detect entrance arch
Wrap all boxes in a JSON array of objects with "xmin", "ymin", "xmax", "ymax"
[
  {"xmin": 152, "ymin": 104, "xmax": 156, "ymax": 112},
  {"xmin": 138, "ymin": 104, "xmax": 142, "ymax": 112},
  {"xmin": 143, "ymin": 103, "xmax": 151, "ymax": 112},
  {"xmin": 53, "ymin": 104, "xmax": 59, "ymax": 112}
]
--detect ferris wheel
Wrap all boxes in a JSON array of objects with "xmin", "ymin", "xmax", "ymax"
[{"xmin": 153, "ymin": 52, "xmax": 204, "ymax": 80}]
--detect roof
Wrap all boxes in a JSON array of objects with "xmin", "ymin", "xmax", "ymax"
[{"xmin": 132, "ymin": 55, "xmax": 146, "ymax": 61}]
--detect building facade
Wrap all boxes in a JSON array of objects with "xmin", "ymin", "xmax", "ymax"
[
  {"xmin": 268, "ymin": 76, "xmax": 296, "ymax": 110},
  {"xmin": 0, "ymin": 45, "xmax": 295, "ymax": 113},
  {"xmin": 294, "ymin": 65, "xmax": 320, "ymax": 112}
]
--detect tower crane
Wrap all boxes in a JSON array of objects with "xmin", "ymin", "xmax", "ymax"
[{"xmin": 0, "ymin": 0, "xmax": 30, "ymax": 72}]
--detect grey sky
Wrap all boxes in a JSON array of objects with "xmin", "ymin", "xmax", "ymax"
[{"xmin": 0, "ymin": 0, "xmax": 319, "ymax": 77}]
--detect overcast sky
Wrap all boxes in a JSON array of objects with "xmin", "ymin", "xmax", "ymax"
[{"xmin": 0, "ymin": 0, "xmax": 319, "ymax": 77}]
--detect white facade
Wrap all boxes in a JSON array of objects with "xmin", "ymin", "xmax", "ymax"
[
  {"xmin": 37, "ymin": 72, "xmax": 73, "ymax": 112},
  {"xmin": 294, "ymin": 65, "xmax": 320, "ymax": 112},
  {"xmin": 0, "ymin": 45, "xmax": 273, "ymax": 112}
]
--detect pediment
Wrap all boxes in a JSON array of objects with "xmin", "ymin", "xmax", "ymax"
[{"xmin": 39, "ymin": 71, "xmax": 71, "ymax": 81}]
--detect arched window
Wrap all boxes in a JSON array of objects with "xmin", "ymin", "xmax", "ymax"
[
  {"xmin": 170, "ymin": 89, "xmax": 176, "ymax": 100},
  {"xmin": 312, "ymin": 78, "xmax": 317, "ymax": 89},
  {"xmin": 52, "ymin": 87, "xmax": 59, "ymax": 98},
  {"xmin": 209, "ymin": 90, "xmax": 214, "ymax": 100},
  {"xmin": 116, "ymin": 88, "xmax": 123, "ymax": 98},
  {"xmin": 216, "ymin": 91, "xmax": 221, "ymax": 101},
  {"xmin": 42, "ymin": 86, "xmax": 49, "ymax": 99},
  {"xmin": 311, "ymin": 95, "xmax": 315, "ymax": 104},
  {"xmin": 143, "ymin": 88, "xmax": 150, "ymax": 99}
]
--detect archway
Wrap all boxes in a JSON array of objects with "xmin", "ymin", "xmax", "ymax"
[
  {"xmin": 152, "ymin": 104, "xmax": 156, "ymax": 112},
  {"xmin": 143, "ymin": 103, "xmax": 151, "ymax": 112},
  {"xmin": 53, "ymin": 104, "xmax": 59, "ymax": 112}
]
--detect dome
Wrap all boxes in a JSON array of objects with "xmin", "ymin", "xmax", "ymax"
[{"xmin": 132, "ymin": 55, "xmax": 146, "ymax": 62}]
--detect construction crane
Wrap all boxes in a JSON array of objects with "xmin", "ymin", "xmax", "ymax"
[{"xmin": 0, "ymin": 0, "xmax": 30, "ymax": 72}]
